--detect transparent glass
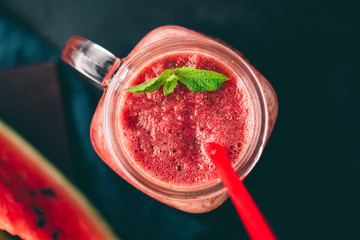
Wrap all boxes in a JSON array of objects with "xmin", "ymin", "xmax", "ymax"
[
  {"xmin": 62, "ymin": 26, "xmax": 278, "ymax": 213},
  {"xmin": 62, "ymin": 35, "xmax": 121, "ymax": 87}
]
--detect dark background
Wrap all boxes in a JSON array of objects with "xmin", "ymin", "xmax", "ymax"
[{"xmin": 0, "ymin": 0, "xmax": 359, "ymax": 239}]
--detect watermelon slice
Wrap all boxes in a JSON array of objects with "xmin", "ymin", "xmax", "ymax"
[{"xmin": 0, "ymin": 121, "xmax": 119, "ymax": 240}]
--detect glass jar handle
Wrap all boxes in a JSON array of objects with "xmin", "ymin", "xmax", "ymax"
[{"xmin": 61, "ymin": 36, "xmax": 122, "ymax": 87}]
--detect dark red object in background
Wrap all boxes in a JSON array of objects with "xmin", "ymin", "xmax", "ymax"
[{"xmin": 0, "ymin": 63, "xmax": 72, "ymax": 173}]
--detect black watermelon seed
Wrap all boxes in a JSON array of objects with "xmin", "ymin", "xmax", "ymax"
[
  {"xmin": 37, "ymin": 218, "xmax": 46, "ymax": 228},
  {"xmin": 28, "ymin": 190, "xmax": 36, "ymax": 196},
  {"xmin": 40, "ymin": 188, "xmax": 56, "ymax": 197},
  {"xmin": 33, "ymin": 207, "xmax": 44, "ymax": 215},
  {"xmin": 52, "ymin": 231, "xmax": 59, "ymax": 239}
]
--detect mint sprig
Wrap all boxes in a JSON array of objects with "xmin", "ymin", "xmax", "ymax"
[{"xmin": 125, "ymin": 66, "xmax": 229, "ymax": 96}]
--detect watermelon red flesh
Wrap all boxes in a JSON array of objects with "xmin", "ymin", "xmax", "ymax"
[{"xmin": 0, "ymin": 121, "xmax": 119, "ymax": 240}]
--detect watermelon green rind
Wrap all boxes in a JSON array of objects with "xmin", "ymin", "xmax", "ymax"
[{"xmin": 0, "ymin": 120, "xmax": 120, "ymax": 240}]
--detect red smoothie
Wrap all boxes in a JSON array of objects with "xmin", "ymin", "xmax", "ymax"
[
  {"xmin": 63, "ymin": 25, "xmax": 278, "ymax": 213},
  {"xmin": 118, "ymin": 51, "xmax": 254, "ymax": 188}
]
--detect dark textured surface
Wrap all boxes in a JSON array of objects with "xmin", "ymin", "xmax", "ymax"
[
  {"xmin": 0, "ymin": 63, "xmax": 73, "ymax": 173},
  {"xmin": 0, "ymin": 0, "xmax": 359, "ymax": 239}
]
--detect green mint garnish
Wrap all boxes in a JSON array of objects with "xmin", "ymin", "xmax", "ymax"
[{"xmin": 125, "ymin": 66, "xmax": 229, "ymax": 96}]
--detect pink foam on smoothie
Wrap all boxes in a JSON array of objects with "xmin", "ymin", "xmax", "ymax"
[{"xmin": 118, "ymin": 52, "xmax": 254, "ymax": 187}]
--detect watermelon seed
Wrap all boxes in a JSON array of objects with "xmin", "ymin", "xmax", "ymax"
[
  {"xmin": 33, "ymin": 207, "xmax": 44, "ymax": 215},
  {"xmin": 40, "ymin": 188, "xmax": 56, "ymax": 197},
  {"xmin": 37, "ymin": 218, "xmax": 46, "ymax": 228},
  {"xmin": 52, "ymin": 231, "xmax": 59, "ymax": 239},
  {"xmin": 28, "ymin": 190, "xmax": 36, "ymax": 196}
]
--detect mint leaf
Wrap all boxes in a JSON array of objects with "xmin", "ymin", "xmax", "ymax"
[
  {"xmin": 124, "ymin": 66, "xmax": 229, "ymax": 95},
  {"xmin": 125, "ymin": 69, "xmax": 171, "ymax": 93},
  {"xmin": 163, "ymin": 74, "xmax": 179, "ymax": 95},
  {"xmin": 124, "ymin": 75, "xmax": 165, "ymax": 93},
  {"xmin": 175, "ymin": 67, "xmax": 229, "ymax": 92}
]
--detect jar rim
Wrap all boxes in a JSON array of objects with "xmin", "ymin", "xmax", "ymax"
[{"xmin": 102, "ymin": 36, "xmax": 269, "ymax": 200}]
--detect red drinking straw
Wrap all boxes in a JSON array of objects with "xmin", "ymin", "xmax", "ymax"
[{"xmin": 204, "ymin": 142, "xmax": 277, "ymax": 240}]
